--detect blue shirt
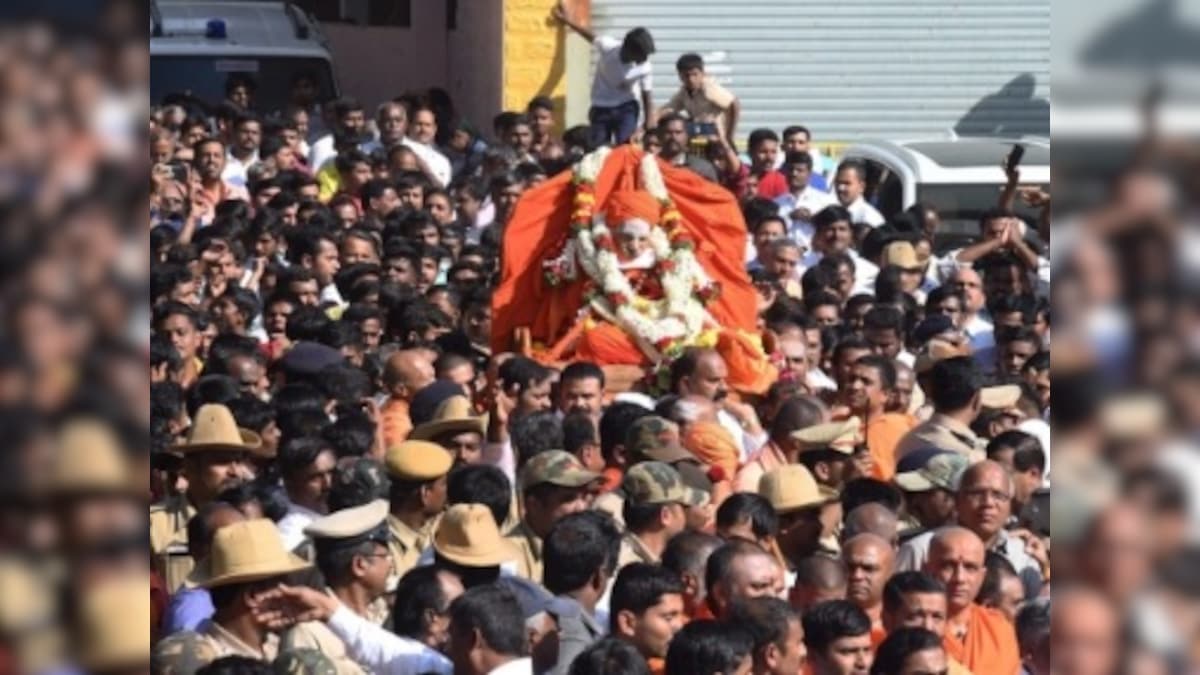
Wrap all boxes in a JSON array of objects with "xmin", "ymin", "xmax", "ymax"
[{"xmin": 162, "ymin": 586, "xmax": 214, "ymax": 635}]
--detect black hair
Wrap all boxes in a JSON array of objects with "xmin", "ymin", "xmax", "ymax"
[
  {"xmin": 1022, "ymin": 351, "xmax": 1050, "ymax": 375},
  {"xmin": 986, "ymin": 430, "xmax": 1045, "ymax": 474},
  {"xmin": 870, "ymin": 628, "xmax": 944, "ymax": 675},
  {"xmin": 446, "ymin": 464, "xmax": 512, "ymax": 528},
  {"xmin": 783, "ymin": 150, "xmax": 814, "ymax": 170},
  {"xmin": 448, "ymin": 584, "xmax": 528, "ymax": 657},
  {"xmin": 802, "ymin": 600, "xmax": 872, "ymax": 653},
  {"xmin": 621, "ymin": 27, "xmax": 656, "ymax": 60},
  {"xmin": 675, "ymin": 52, "xmax": 704, "ymax": 72},
  {"xmin": 185, "ymin": 501, "xmax": 240, "ymax": 560},
  {"xmin": 716, "ymin": 493, "xmax": 779, "ymax": 541},
  {"xmin": 226, "ymin": 394, "xmax": 275, "ymax": 434},
  {"xmin": 568, "ymin": 638, "xmax": 652, "ymax": 675},
  {"xmin": 526, "ymin": 96, "xmax": 554, "ymax": 114},
  {"xmin": 800, "ymin": 263, "xmax": 840, "ymax": 299},
  {"xmin": 562, "ymin": 410, "xmax": 599, "ymax": 457},
  {"xmin": 610, "ymin": 563, "xmax": 685, "ymax": 632},
  {"xmin": 813, "ymin": 205, "xmax": 852, "ymax": 232},
  {"xmin": 882, "ymin": 571, "xmax": 946, "ymax": 615},
  {"xmin": 841, "ymin": 478, "xmax": 904, "ymax": 515},
  {"xmin": 742, "ymin": 197, "xmax": 783, "ymax": 231},
  {"xmin": 323, "ymin": 410, "xmax": 375, "ymax": 459},
  {"xmin": 927, "ymin": 356, "xmax": 983, "ymax": 411},
  {"xmin": 315, "ymin": 363, "xmax": 372, "ymax": 410},
  {"xmin": 392, "ymin": 564, "xmax": 456, "ymax": 638},
  {"xmin": 150, "ymin": 333, "xmax": 183, "ymax": 375},
  {"xmin": 782, "ymin": 125, "xmax": 811, "ymax": 141},
  {"xmin": 510, "ymin": 411, "xmax": 564, "ymax": 465},
  {"xmin": 855, "ymin": 354, "xmax": 898, "ymax": 390},
  {"xmin": 150, "ymin": 381, "xmax": 185, "ymax": 426},
  {"xmin": 544, "ymin": 511, "xmax": 622, "ymax": 595},
  {"xmin": 623, "ymin": 501, "xmax": 668, "ymax": 534},
  {"xmin": 747, "ymin": 129, "xmax": 779, "ymax": 151},
  {"xmin": 186, "ymin": 375, "xmax": 242, "ymax": 417},
  {"xmin": 996, "ymin": 324, "xmax": 1041, "ymax": 349},
  {"xmin": 599, "ymin": 402, "xmax": 653, "ymax": 463},
  {"xmin": 278, "ymin": 437, "xmax": 332, "ymax": 479},
  {"xmin": 154, "ymin": 300, "xmax": 201, "ymax": 331},
  {"xmin": 835, "ymin": 160, "xmax": 867, "ymax": 183},
  {"xmin": 662, "ymin": 530, "xmax": 724, "ymax": 581},
  {"xmin": 728, "ymin": 596, "xmax": 800, "ymax": 655},
  {"xmin": 561, "ymin": 360, "xmax": 605, "ymax": 389},
  {"xmin": 665, "ymin": 619, "xmax": 754, "ymax": 675}
]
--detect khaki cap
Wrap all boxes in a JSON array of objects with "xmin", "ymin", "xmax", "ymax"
[
  {"xmin": 433, "ymin": 503, "xmax": 513, "ymax": 567},
  {"xmin": 384, "ymin": 440, "xmax": 454, "ymax": 481},
  {"xmin": 187, "ymin": 519, "xmax": 311, "ymax": 588},
  {"xmin": 622, "ymin": 461, "xmax": 709, "ymax": 508},
  {"xmin": 77, "ymin": 575, "xmax": 150, "ymax": 670},
  {"xmin": 408, "ymin": 396, "xmax": 487, "ymax": 442},
  {"xmin": 893, "ymin": 452, "xmax": 969, "ymax": 492},
  {"xmin": 979, "ymin": 384, "xmax": 1021, "ymax": 410},
  {"xmin": 759, "ymin": 465, "xmax": 838, "ymax": 514},
  {"xmin": 1100, "ymin": 394, "xmax": 1166, "ymax": 440},
  {"xmin": 791, "ymin": 418, "xmax": 861, "ymax": 454},
  {"xmin": 174, "ymin": 403, "xmax": 262, "ymax": 454},
  {"xmin": 883, "ymin": 241, "xmax": 920, "ymax": 268},
  {"xmin": 303, "ymin": 499, "xmax": 389, "ymax": 542},
  {"xmin": 519, "ymin": 450, "xmax": 601, "ymax": 491},
  {"xmin": 49, "ymin": 419, "xmax": 141, "ymax": 496}
]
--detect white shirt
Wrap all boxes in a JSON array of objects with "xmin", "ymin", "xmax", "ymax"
[
  {"xmin": 308, "ymin": 134, "xmax": 338, "ymax": 173},
  {"xmin": 221, "ymin": 150, "xmax": 258, "ymax": 189},
  {"xmin": 403, "ymin": 138, "xmax": 453, "ymax": 188},
  {"xmin": 276, "ymin": 504, "xmax": 322, "ymax": 551},
  {"xmin": 807, "ymin": 368, "xmax": 838, "ymax": 392},
  {"xmin": 327, "ymin": 605, "xmax": 452, "ymax": 675},
  {"xmin": 590, "ymin": 35, "xmax": 653, "ymax": 108},
  {"xmin": 844, "ymin": 196, "xmax": 886, "ymax": 228},
  {"xmin": 775, "ymin": 187, "xmax": 837, "ymax": 249},
  {"xmin": 963, "ymin": 312, "xmax": 995, "ymax": 353},
  {"xmin": 803, "ymin": 249, "xmax": 879, "ymax": 296},
  {"xmin": 320, "ymin": 283, "xmax": 346, "ymax": 309},
  {"xmin": 717, "ymin": 409, "xmax": 767, "ymax": 464},
  {"xmin": 488, "ymin": 658, "xmax": 533, "ymax": 675}
]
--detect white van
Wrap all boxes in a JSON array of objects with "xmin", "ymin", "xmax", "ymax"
[{"xmin": 150, "ymin": 0, "xmax": 339, "ymax": 112}]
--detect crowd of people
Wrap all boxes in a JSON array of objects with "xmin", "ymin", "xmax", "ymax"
[{"xmin": 147, "ymin": 7, "xmax": 1056, "ymax": 675}]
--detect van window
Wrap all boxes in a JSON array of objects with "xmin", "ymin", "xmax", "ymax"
[{"xmin": 150, "ymin": 55, "xmax": 336, "ymax": 111}]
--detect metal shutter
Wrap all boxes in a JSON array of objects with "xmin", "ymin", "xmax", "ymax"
[{"xmin": 591, "ymin": 0, "xmax": 1050, "ymax": 141}]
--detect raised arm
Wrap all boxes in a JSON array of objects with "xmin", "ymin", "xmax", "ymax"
[{"xmin": 553, "ymin": 0, "xmax": 595, "ymax": 43}]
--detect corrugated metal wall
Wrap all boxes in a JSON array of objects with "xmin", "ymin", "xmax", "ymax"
[{"xmin": 590, "ymin": 0, "xmax": 1050, "ymax": 142}]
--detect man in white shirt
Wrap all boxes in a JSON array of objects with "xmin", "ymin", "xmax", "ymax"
[
  {"xmin": 833, "ymin": 160, "xmax": 886, "ymax": 228},
  {"xmin": 309, "ymin": 98, "xmax": 369, "ymax": 171},
  {"xmin": 774, "ymin": 151, "xmax": 837, "ymax": 249},
  {"xmin": 949, "ymin": 267, "xmax": 995, "ymax": 353},
  {"xmin": 555, "ymin": 1, "xmax": 655, "ymax": 147},
  {"xmin": 221, "ymin": 113, "xmax": 262, "ymax": 189},
  {"xmin": 405, "ymin": 106, "xmax": 453, "ymax": 188},
  {"xmin": 275, "ymin": 438, "xmax": 337, "ymax": 551}
]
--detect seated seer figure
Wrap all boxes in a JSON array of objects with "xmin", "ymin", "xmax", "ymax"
[{"xmin": 494, "ymin": 146, "xmax": 775, "ymax": 393}]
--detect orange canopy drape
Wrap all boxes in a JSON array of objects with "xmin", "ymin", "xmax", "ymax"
[{"xmin": 490, "ymin": 146, "xmax": 758, "ymax": 361}]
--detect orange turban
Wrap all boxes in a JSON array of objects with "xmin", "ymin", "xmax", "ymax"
[
  {"xmin": 716, "ymin": 330, "xmax": 778, "ymax": 396},
  {"xmin": 604, "ymin": 190, "xmax": 661, "ymax": 227},
  {"xmin": 683, "ymin": 421, "xmax": 741, "ymax": 478}
]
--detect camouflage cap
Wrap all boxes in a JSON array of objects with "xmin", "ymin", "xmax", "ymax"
[
  {"xmin": 625, "ymin": 416, "xmax": 694, "ymax": 464},
  {"xmin": 150, "ymin": 631, "xmax": 218, "ymax": 675},
  {"xmin": 329, "ymin": 457, "xmax": 391, "ymax": 511},
  {"xmin": 273, "ymin": 648, "xmax": 337, "ymax": 675},
  {"xmin": 893, "ymin": 452, "xmax": 970, "ymax": 492},
  {"xmin": 622, "ymin": 461, "xmax": 709, "ymax": 507},
  {"xmin": 519, "ymin": 450, "xmax": 602, "ymax": 491}
]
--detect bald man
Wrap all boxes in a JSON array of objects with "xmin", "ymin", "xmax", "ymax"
[
  {"xmin": 1052, "ymin": 587, "xmax": 1119, "ymax": 675},
  {"xmin": 1077, "ymin": 503, "xmax": 1152, "ymax": 607},
  {"xmin": 842, "ymin": 534, "xmax": 894, "ymax": 649},
  {"xmin": 842, "ymin": 503, "xmax": 898, "ymax": 547},
  {"xmin": 924, "ymin": 527, "xmax": 1019, "ymax": 675},
  {"xmin": 898, "ymin": 461, "xmax": 1041, "ymax": 582},
  {"xmin": 789, "ymin": 554, "xmax": 846, "ymax": 613},
  {"xmin": 380, "ymin": 350, "xmax": 436, "ymax": 447}
]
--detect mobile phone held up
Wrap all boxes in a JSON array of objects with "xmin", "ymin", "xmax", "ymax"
[{"xmin": 1005, "ymin": 144, "xmax": 1025, "ymax": 173}]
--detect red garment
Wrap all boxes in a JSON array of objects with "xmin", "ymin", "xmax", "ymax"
[
  {"xmin": 600, "ymin": 466, "xmax": 624, "ymax": 493},
  {"xmin": 755, "ymin": 170, "xmax": 788, "ymax": 199},
  {"xmin": 491, "ymin": 146, "xmax": 758, "ymax": 359}
]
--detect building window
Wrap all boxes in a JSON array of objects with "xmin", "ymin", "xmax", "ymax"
[
  {"xmin": 294, "ymin": 0, "xmax": 412, "ymax": 27},
  {"xmin": 368, "ymin": 0, "xmax": 411, "ymax": 26}
]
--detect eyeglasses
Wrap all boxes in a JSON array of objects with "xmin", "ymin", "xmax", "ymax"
[{"xmin": 960, "ymin": 487, "xmax": 1012, "ymax": 503}]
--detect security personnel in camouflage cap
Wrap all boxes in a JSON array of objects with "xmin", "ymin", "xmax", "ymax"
[
  {"xmin": 152, "ymin": 631, "xmax": 220, "ymax": 675},
  {"xmin": 151, "ymin": 404, "xmax": 261, "ymax": 592},
  {"xmin": 505, "ymin": 450, "xmax": 601, "ymax": 581},
  {"xmin": 281, "ymin": 501, "xmax": 392, "ymax": 675},
  {"xmin": 383, "ymin": 440, "xmax": 454, "ymax": 583},
  {"xmin": 593, "ymin": 416, "xmax": 701, "ymax": 527},
  {"xmin": 616, "ymin": 461, "xmax": 709, "ymax": 570},
  {"xmin": 273, "ymin": 648, "xmax": 337, "ymax": 675}
]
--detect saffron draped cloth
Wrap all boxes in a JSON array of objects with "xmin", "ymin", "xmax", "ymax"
[
  {"xmin": 943, "ymin": 605, "xmax": 1020, "ymax": 675},
  {"xmin": 492, "ymin": 146, "xmax": 774, "ymax": 392}
]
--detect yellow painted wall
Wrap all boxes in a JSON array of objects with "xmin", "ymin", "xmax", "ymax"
[{"xmin": 502, "ymin": 0, "xmax": 580, "ymax": 130}]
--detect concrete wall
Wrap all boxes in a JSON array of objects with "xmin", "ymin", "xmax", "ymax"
[
  {"xmin": 447, "ymin": 0, "xmax": 504, "ymax": 133},
  {"xmin": 321, "ymin": 0, "xmax": 450, "ymax": 109}
]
